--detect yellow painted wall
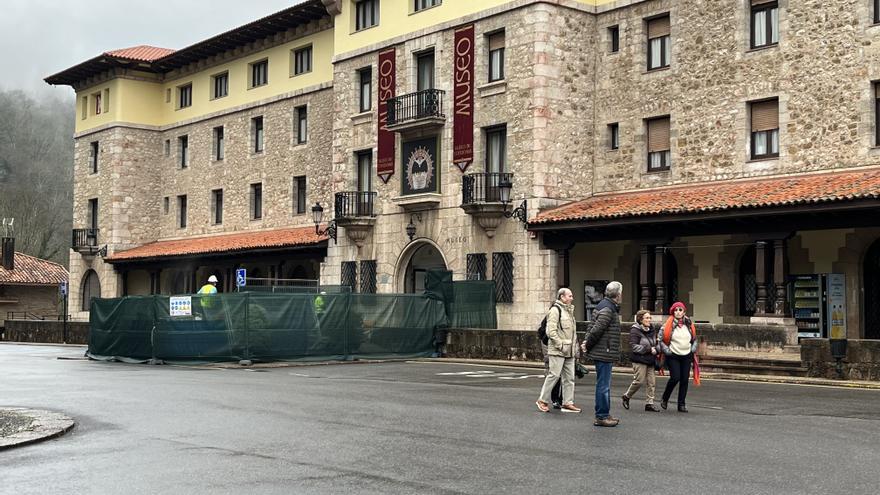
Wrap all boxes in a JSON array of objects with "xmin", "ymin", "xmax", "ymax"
[
  {"xmin": 75, "ymin": 28, "xmax": 334, "ymax": 133},
  {"xmin": 334, "ymin": 0, "xmax": 615, "ymax": 56},
  {"xmin": 687, "ymin": 236, "xmax": 728, "ymax": 324},
  {"xmin": 569, "ymin": 240, "xmax": 627, "ymax": 320},
  {"xmin": 799, "ymin": 229, "xmax": 853, "ymax": 274}
]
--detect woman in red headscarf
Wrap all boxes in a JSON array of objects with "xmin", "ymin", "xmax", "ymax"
[{"xmin": 658, "ymin": 301, "xmax": 697, "ymax": 412}]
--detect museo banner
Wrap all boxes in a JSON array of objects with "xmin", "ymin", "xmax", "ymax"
[
  {"xmin": 377, "ymin": 47, "xmax": 396, "ymax": 183},
  {"xmin": 453, "ymin": 25, "xmax": 475, "ymax": 172}
]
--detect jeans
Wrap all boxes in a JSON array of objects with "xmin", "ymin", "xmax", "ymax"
[
  {"xmin": 662, "ymin": 353, "xmax": 693, "ymax": 406},
  {"xmin": 594, "ymin": 361, "xmax": 612, "ymax": 419}
]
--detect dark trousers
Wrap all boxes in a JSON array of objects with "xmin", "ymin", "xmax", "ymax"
[{"xmin": 662, "ymin": 353, "xmax": 693, "ymax": 406}]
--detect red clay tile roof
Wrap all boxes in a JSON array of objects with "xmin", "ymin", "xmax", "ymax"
[
  {"xmin": 104, "ymin": 45, "xmax": 175, "ymax": 62},
  {"xmin": 106, "ymin": 226, "xmax": 328, "ymax": 262},
  {"xmin": 0, "ymin": 253, "xmax": 68, "ymax": 286},
  {"xmin": 532, "ymin": 167, "xmax": 880, "ymax": 226}
]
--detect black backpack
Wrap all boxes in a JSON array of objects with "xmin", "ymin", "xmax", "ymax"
[{"xmin": 537, "ymin": 304, "xmax": 562, "ymax": 345}]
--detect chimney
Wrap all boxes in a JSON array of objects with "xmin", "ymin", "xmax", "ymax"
[{"xmin": 0, "ymin": 237, "xmax": 13, "ymax": 270}]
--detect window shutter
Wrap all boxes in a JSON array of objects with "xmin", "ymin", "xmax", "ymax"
[
  {"xmin": 751, "ymin": 0, "xmax": 775, "ymax": 5},
  {"xmin": 647, "ymin": 117, "xmax": 670, "ymax": 152},
  {"xmin": 488, "ymin": 32, "xmax": 505, "ymax": 51},
  {"xmin": 647, "ymin": 16, "xmax": 670, "ymax": 39},
  {"xmin": 751, "ymin": 100, "xmax": 779, "ymax": 132}
]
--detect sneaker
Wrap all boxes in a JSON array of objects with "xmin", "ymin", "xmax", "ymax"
[
  {"xmin": 551, "ymin": 402, "xmax": 562, "ymax": 410},
  {"xmin": 593, "ymin": 417, "xmax": 619, "ymax": 427},
  {"xmin": 560, "ymin": 404, "xmax": 582, "ymax": 413},
  {"xmin": 645, "ymin": 404, "xmax": 660, "ymax": 412},
  {"xmin": 621, "ymin": 395, "xmax": 630, "ymax": 410},
  {"xmin": 535, "ymin": 400, "xmax": 550, "ymax": 413}
]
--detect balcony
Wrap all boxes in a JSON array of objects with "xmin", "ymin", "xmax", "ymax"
[
  {"xmin": 386, "ymin": 89, "xmax": 445, "ymax": 131},
  {"xmin": 334, "ymin": 192, "xmax": 376, "ymax": 248},
  {"xmin": 461, "ymin": 173, "xmax": 513, "ymax": 238},
  {"xmin": 72, "ymin": 228, "xmax": 102, "ymax": 255}
]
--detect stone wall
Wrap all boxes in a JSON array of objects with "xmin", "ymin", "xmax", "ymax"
[
  {"xmin": 2, "ymin": 320, "xmax": 89, "ymax": 345},
  {"xmin": 801, "ymin": 339, "xmax": 880, "ymax": 381},
  {"xmin": 0, "ymin": 286, "xmax": 63, "ymax": 328}
]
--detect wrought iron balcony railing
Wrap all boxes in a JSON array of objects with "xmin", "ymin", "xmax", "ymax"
[
  {"xmin": 72, "ymin": 228, "xmax": 99, "ymax": 252},
  {"xmin": 335, "ymin": 191, "xmax": 377, "ymax": 219},
  {"xmin": 386, "ymin": 89, "xmax": 445, "ymax": 127},
  {"xmin": 462, "ymin": 172, "xmax": 512, "ymax": 205}
]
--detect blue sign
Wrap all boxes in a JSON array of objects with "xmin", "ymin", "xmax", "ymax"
[
  {"xmin": 236, "ymin": 268, "xmax": 247, "ymax": 287},
  {"xmin": 59, "ymin": 282, "xmax": 68, "ymax": 296}
]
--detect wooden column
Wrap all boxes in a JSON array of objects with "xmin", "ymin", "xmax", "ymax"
[
  {"xmin": 639, "ymin": 245, "xmax": 653, "ymax": 310},
  {"xmin": 653, "ymin": 246, "xmax": 667, "ymax": 315},
  {"xmin": 121, "ymin": 271, "xmax": 129, "ymax": 297},
  {"xmin": 773, "ymin": 239, "xmax": 789, "ymax": 316},
  {"xmin": 556, "ymin": 248, "xmax": 570, "ymax": 289},
  {"xmin": 755, "ymin": 241, "xmax": 768, "ymax": 315}
]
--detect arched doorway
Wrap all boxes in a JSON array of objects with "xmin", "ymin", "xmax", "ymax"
[
  {"xmin": 395, "ymin": 240, "xmax": 448, "ymax": 293},
  {"xmin": 81, "ymin": 269, "xmax": 101, "ymax": 311},
  {"xmin": 864, "ymin": 239, "xmax": 880, "ymax": 339},
  {"xmin": 632, "ymin": 249, "xmax": 678, "ymax": 311}
]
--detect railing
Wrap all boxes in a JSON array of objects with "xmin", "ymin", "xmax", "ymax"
[
  {"xmin": 72, "ymin": 228, "xmax": 99, "ymax": 250},
  {"xmin": 6, "ymin": 312, "xmax": 68, "ymax": 321},
  {"xmin": 462, "ymin": 172, "xmax": 513, "ymax": 204},
  {"xmin": 335, "ymin": 191, "xmax": 377, "ymax": 218},
  {"xmin": 387, "ymin": 89, "xmax": 445, "ymax": 126}
]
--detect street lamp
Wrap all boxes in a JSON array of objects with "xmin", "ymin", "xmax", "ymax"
[
  {"xmin": 311, "ymin": 202, "xmax": 338, "ymax": 243},
  {"xmin": 405, "ymin": 213, "xmax": 422, "ymax": 242},
  {"xmin": 498, "ymin": 178, "xmax": 528, "ymax": 228}
]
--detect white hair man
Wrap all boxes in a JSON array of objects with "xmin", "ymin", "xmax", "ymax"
[{"xmin": 535, "ymin": 287, "xmax": 581, "ymax": 413}]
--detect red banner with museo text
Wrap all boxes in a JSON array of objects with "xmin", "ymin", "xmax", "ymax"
[
  {"xmin": 377, "ymin": 47, "xmax": 396, "ymax": 183},
  {"xmin": 453, "ymin": 25, "xmax": 475, "ymax": 172}
]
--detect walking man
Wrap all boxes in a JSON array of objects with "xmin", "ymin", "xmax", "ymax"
[
  {"xmin": 536, "ymin": 287, "xmax": 581, "ymax": 413},
  {"xmin": 197, "ymin": 275, "xmax": 219, "ymax": 294},
  {"xmin": 582, "ymin": 281, "xmax": 623, "ymax": 427}
]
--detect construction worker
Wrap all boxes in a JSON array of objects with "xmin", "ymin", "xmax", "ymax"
[
  {"xmin": 196, "ymin": 275, "xmax": 219, "ymax": 319},
  {"xmin": 198, "ymin": 275, "xmax": 219, "ymax": 294}
]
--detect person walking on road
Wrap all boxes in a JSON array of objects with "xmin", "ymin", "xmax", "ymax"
[
  {"xmin": 582, "ymin": 281, "xmax": 623, "ymax": 427},
  {"xmin": 622, "ymin": 309, "xmax": 660, "ymax": 412},
  {"xmin": 659, "ymin": 301, "xmax": 698, "ymax": 413},
  {"xmin": 536, "ymin": 288, "xmax": 582, "ymax": 414}
]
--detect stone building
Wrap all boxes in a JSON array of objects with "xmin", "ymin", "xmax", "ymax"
[
  {"xmin": 0, "ymin": 238, "xmax": 68, "ymax": 333},
  {"xmin": 46, "ymin": 0, "xmax": 880, "ymax": 339}
]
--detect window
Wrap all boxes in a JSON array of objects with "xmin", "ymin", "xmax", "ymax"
[
  {"xmin": 467, "ymin": 253, "xmax": 487, "ymax": 281},
  {"xmin": 212, "ymin": 72, "xmax": 229, "ymax": 99},
  {"xmin": 163, "ymin": 196, "xmax": 169, "ymax": 215},
  {"xmin": 414, "ymin": 0, "xmax": 440, "ymax": 12},
  {"xmin": 250, "ymin": 60, "xmax": 268, "ymax": 87},
  {"xmin": 357, "ymin": 151, "xmax": 372, "ymax": 192},
  {"xmin": 252, "ymin": 116, "xmax": 264, "ymax": 153},
  {"xmin": 355, "ymin": 0, "xmax": 379, "ymax": 31},
  {"xmin": 293, "ymin": 46, "xmax": 312, "ymax": 75},
  {"xmin": 164, "ymin": 139, "xmax": 171, "ymax": 157},
  {"xmin": 103, "ymin": 89, "xmax": 110, "ymax": 112},
  {"xmin": 609, "ymin": 25, "xmax": 620, "ymax": 53},
  {"xmin": 876, "ymin": 0, "xmax": 880, "ymax": 24},
  {"xmin": 341, "ymin": 262, "xmax": 357, "ymax": 290},
  {"xmin": 493, "ymin": 252, "xmax": 514, "ymax": 303},
  {"xmin": 359, "ymin": 67, "xmax": 372, "ymax": 112},
  {"xmin": 81, "ymin": 270, "xmax": 101, "ymax": 312},
  {"xmin": 360, "ymin": 260, "xmax": 377, "ymax": 294},
  {"xmin": 609, "ymin": 123, "xmax": 619, "ymax": 150},
  {"xmin": 875, "ymin": 82, "xmax": 880, "ymax": 146},
  {"xmin": 89, "ymin": 141, "xmax": 99, "ymax": 173},
  {"xmin": 165, "ymin": 88, "xmax": 171, "ymax": 103},
  {"xmin": 488, "ymin": 31, "xmax": 505, "ymax": 82},
  {"xmin": 87, "ymin": 198, "xmax": 98, "ymax": 230},
  {"xmin": 486, "ymin": 126, "xmax": 507, "ymax": 174},
  {"xmin": 296, "ymin": 106, "xmax": 308, "ymax": 144},
  {"xmin": 211, "ymin": 189, "xmax": 223, "ymax": 225},
  {"xmin": 213, "ymin": 126, "xmax": 225, "ymax": 161},
  {"xmin": 178, "ymin": 84, "xmax": 192, "ymax": 108},
  {"xmin": 750, "ymin": 1, "xmax": 779, "ymax": 49},
  {"xmin": 177, "ymin": 195, "xmax": 187, "ymax": 229},
  {"xmin": 417, "ymin": 50, "xmax": 435, "ymax": 91},
  {"xmin": 646, "ymin": 116, "xmax": 671, "ymax": 171},
  {"xmin": 178, "ymin": 135, "xmax": 189, "ymax": 168},
  {"xmin": 646, "ymin": 15, "xmax": 671, "ymax": 70},
  {"xmin": 294, "ymin": 176, "xmax": 307, "ymax": 214},
  {"xmin": 94, "ymin": 92, "xmax": 102, "ymax": 115},
  {"xmin": 750, "ymin": 99, "xmax": 779, "ymax": 159},
  {"xmin": 250, "ymin": 183, "xmax": 263, "ymax": 220},
  {"xmin": 81, "ymin": 97, "xmax": 88, "ymax": 120}
]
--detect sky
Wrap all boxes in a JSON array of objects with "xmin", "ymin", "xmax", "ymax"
[{"xmin": 1, "ymin": 0, "xmax": 300, "ymax": 97}]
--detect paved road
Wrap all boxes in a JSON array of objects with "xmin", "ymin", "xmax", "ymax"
[{"xmin": 1, "ymin": 344, "xmax": 879, "ymax": 494}]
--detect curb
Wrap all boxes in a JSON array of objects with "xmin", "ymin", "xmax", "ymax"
[
  {"xmin": 0, "ymin": 408, "xmax": 76, "ymax": 451},
  {"xmin": 423, "ymin": 358, "xmax": 880, "ymax": 390},
  {"xmin": 0, "ymin": 342, "xmax": 88, "ymax": 348}
]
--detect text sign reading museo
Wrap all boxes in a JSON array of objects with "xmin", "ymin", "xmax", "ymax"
[
  {"xmin": 236, "ymin": 268, "xmax": 247, "ymax": 287},
  {"xmin": 170, "ymin": 296, "xmax": 192, "ymax": 317}
]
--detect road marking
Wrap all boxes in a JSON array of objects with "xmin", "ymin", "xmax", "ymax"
[{"xmin": 436, "ymin": 370, "xmax": 545, "ymax": 380}]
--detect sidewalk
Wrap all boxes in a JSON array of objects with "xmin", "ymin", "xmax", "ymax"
[
  {"xmin": 429, "ymin": 357, "xmax": 880, "ymax": 390},
  {"xmin": 0, "ymin": 408, "xmax": 75, "ymax": 450}
]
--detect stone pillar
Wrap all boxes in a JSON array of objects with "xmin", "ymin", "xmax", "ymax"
[
  {"xmin": 755, "ymin": 241, "xmax": 768, "ymax": 315},
  {"xmin": 556, "ymin": 248, "xmax": 570, "ymax": 290},
  {"xmin": 773, "ymin": 239, "xmax": 789, "ymax": 316},
  {"xmin": 654, "ymin": 246, "xmax": 667, "ymax": 315},
  {"xmin": 639, "ymin": 245, "xmax": 652, "ymax": 310}
]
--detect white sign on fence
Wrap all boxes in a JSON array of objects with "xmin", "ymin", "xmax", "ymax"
[{"xmin": 170, "ymin": 296, "xmax": 192, "ymax": 317}]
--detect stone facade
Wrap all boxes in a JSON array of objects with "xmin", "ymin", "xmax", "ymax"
[{"xmin": 0, "ymin": 286, "xmax": 62, "ymax": 329}]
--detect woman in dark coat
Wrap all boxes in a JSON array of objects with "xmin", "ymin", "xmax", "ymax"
[{"xmin": 621, "ymin": 309, "xmax": 660, "ymax": 412}]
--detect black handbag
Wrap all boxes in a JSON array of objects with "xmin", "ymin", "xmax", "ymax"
[{"xmin": 575, "ymin": 361, "xmax": 590, "ymax": 379}]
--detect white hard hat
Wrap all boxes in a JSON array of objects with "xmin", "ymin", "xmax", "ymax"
[{"xmin": 208, "ymin": 275, "xmax": 219, "ymax": 283}]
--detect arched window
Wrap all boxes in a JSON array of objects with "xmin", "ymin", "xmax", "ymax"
[
  {"xmin": 739, "ymin": 246, "xmax": 757, "ymax": 317},
  {"xmin": 864, "ymin": 238, "xmax": 880, "ymax": 339},
  {"xmin": 81, "ymin": 270, "xmax": 101, "ymax": 311}
]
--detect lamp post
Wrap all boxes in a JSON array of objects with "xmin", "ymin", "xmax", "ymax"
[
  {"xmin": 498, "ymin": 178, "xmax": 528, "ymax": 227},
  {"xmin": 311, "ymin": 203, "xmax": 338, "ymax": 243}
]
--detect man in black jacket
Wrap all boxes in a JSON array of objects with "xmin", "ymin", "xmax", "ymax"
[{"xmin": 582, "ymin": 281, "xmax": 623, "ymax": 427}]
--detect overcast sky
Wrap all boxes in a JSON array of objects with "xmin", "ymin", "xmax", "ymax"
[{"xmin": 1, "ymin": 0, "xmax": 300, "ymax": 97}]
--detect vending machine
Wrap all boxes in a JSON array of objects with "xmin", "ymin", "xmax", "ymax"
[{"xmin": 789, "ymin": 273, "xmax": 846, "ymax": 340}]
